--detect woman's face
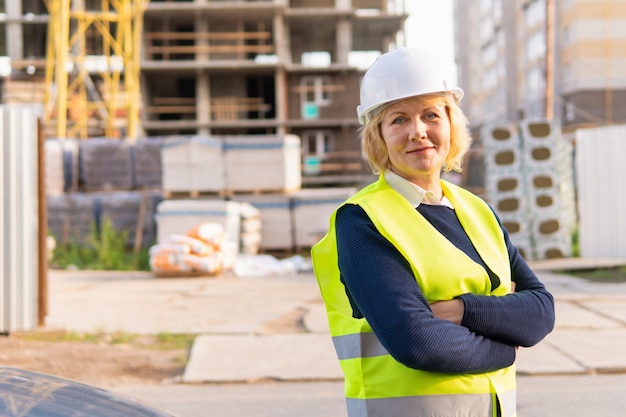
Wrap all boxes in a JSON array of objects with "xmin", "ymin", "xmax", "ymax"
[{"xmin": 380, "ymin": 97, "xmax": 451, "ymax": 186}]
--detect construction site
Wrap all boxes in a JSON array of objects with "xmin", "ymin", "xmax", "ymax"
[
  {"xmin": 1, "ymin": 0, "xmax": 406, "ymax": 182},
  {"xmin": 0, "ymin": 0, "xmax": 408, "ymax": 277}
]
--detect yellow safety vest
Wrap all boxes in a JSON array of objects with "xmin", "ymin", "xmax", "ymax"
[{"xmin": 311, "ymin": 175, "xmax": 516, "ymax": 417}]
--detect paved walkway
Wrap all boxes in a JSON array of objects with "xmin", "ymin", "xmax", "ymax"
[{"xmin": 44, "ymin": 257, "xmax": 626, "ymax": 383}]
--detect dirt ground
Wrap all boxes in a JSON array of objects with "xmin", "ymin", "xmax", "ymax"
[
  {"xmin": 0, "ymin": 308, "xmax": 303, "ymax": 390},
  {"xmin": 0, "ymin": 334, "xmax": 186, "ymax": 389}
]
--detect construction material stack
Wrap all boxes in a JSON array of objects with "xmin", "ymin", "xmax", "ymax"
[
  {"xmin": 161, "ymin": 136, "xmax": 225, "ymax": 196},
  {"xmin": 157, "ymin": 133, "xmax": 351, "ymax": 258},
  {"xmin": 482, "ymin": 123, "xmax": 533, "ymax": 259},
  {"xmin": 482, "ymin": 119, "xmax": 576, "ymax": 260},
  {"xmin": 519, "ymin": 119, "xmax": 576, "ymax": 260}
]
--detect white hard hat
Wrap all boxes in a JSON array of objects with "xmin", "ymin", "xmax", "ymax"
[{"xmin": 357, "ymin": 47, "xmax": 464, "ymax": 125}]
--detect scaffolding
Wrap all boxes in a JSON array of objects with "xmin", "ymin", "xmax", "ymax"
[{"xmin": 44, "ymin": 0, "xmax": 148, "ymax": 139}]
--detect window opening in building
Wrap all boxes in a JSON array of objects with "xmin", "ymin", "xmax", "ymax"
[
  {"xmin": 302, "ymin": 130, "xmax": 334, "ymax": 175},
  {"xmin": 300, "ymin": 76, "xmax": 333, "ymax": 119}
]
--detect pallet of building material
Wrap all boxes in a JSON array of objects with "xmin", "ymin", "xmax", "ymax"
[
  {"xmin": 44, "ymin": 140, "xmax": 66, "ymax": 196},
  {"xmin": 44, "ymin": 138, "xmax": 80, "ymax": 193},
  {"xmin": 162, "ymin": 189, "xmax": 229, "ymax": 199},
  {"xmin": 496, "ymin": 212, "xmax": 534, "ymax": 261},
  {"xmin": 161, "ymin": 135, "xmax": 225, "ymax": 194},
  {"xmin": 291, "ymin": 187, "xmax": 356, "ymax": 249},
  {"xmin": 95, "ymin": 190, "xmax": 163, "ymax": 249},
  {"xmin": 131, "ymin": 137, "xmax": 166, "ymax": 189},
  {"xmin": 237, "ymin": 201, "xmax": 262, "ymax": 255},
  {"xmin": 78, "ymin": 138, "xmax": 133, "ymax": 191},
  {"xmin": 533, "ymin": 235, "xmax": 572, "ymax": 260},
  {"xmin": 62, "ymin": 139, "xmax": 80, "ymax": 192},
  {"xmin": 481, "ymin": 123, "xmax": 520, "ymax": 150},
  {"xmin": 155, "ymin": 199, "xmax": 242, "ymax": 249},
  {"xmin": 488, "ymin": 190, "xmax": 528, "ymax": 219},
  {"xmin": 150, "ymin": 222, "xmax": 237, "ymax": 278},
  {"xmin": 230, "ymin": 193, "xmax": 294, "ymax": 251},
  {"xmin": 223, "ymin": 134, "xmax": 301, "ymax": 194},
  {"xmin": 47, "ymin": 193, "xmax": 96, "ymax": 246},
  {"xmin": 519, "ymin": 119, "xmax": 558, "ymax": 148},
  {"xmin": 1, "ymin": 77, "xmax": 46, "ymax": 104}
]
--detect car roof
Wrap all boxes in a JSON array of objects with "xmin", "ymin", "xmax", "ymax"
[{"xmin": 0, "ymin": 366, "xmax": 179, "ymax": 417}]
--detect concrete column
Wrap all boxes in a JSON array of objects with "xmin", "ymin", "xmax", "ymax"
[
  {"xmin": 195, "ymin": 16, "xmax": 210, "ymax": 135},
  {"xmin": 274, "ymin": 12, "xmax": 290, "ymax": 64},
  {"xmin": 335, "ymin": 0, "xmax": 351, "ymax": 10},
  {"xmin": 275, "ymin": 69, "xmax": 287, "ymax": 136},
  {"xmin": 274, "ymin": 9, "xmax": 287, "ymax": 135},
  {"xmin": 5, "ymin": 0, "xmax": 23, "ymax": 62},
  {"xmin": 197, "ymin": 73, "xmax": 211, "ymax": 136},
  {"xmin": 336, "ymin": 18, "xmax": 351, "ymax": 66},
  {"xmin": 195, "ymin": 15, "xmax": 209, "ymax": 61}
]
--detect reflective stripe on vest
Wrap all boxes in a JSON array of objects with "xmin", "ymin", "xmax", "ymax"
[
  {"xmin": 333, "ymin": 333, "xmax": 387, "ymax": 360},
  {"xmin": 346, "ymin": 389, "xmax": 516, "ymax": 417},
  {"xmin": 311, "ymin": 175, "xmax": 516, "ymax": 417}
]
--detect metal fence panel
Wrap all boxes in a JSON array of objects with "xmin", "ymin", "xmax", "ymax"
[
  {"xmin": 575, "ymin": 124, "xmax": 626, "ymax": 259},
  {"xmin": 0, "ymin": 105, "xmax": 42, "ymax": 333}
]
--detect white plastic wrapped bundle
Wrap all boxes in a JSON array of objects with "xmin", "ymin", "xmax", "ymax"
[{"xmin": 149, "ymin": 221, "xmax": 236, "ymax": 277}]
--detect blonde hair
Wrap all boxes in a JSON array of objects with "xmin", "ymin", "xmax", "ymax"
[{"xmin": 360, "ymin": 93, "xmax": 472, "ymax": 174}]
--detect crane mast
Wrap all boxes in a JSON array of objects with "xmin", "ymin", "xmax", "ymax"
[{"xmin": 44, "ymin": 0, "xmax": 148, "ymax": 140}]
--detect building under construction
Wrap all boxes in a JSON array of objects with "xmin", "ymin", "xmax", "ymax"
[{"xmin": 0, "ymin": 0, "xmax": 408, "ymax": 187}]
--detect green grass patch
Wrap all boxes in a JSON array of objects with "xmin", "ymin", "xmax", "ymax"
[
  {"xmin": 51, "ymin": 218, "xmax": 151, "ymax": 271},
  {"xmin": 15, "ymin": 330, "xmax": 197, "ymax": 351},
  {"xmin": 561, "ymin": 265, "xmax": 626, "ymax": 283},
  {"xmin": 153, "ymin": 333, "xmax": 198, "ymax": 350}
]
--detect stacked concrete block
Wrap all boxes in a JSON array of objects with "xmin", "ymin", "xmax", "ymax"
[
  {"xmin": 223, "ymin": 134, "xmax": 301, "ymax": 193},
  {"xmin": 158, "ymin": 134, "xmax": 305, "ymax": 253},
  {"xmin": 230, "ymin": 193, "xmax": 294, "ymax": 252},
  {"xmin": 44, "ymin": 139, "xmax": 66, "ymax": 196},
  {"xmin": 292, "ymin": 187, "xmax": 356, "ymax": 249},
  {"xmin": 482, "ymin": 123, "xmax": 533, "ymax": 259},
  {"xmin": 45, "ymin": 138, "xmax": 81, "ymax": 193},
  {"xmin": 78, "ymin": 138, "xmax": 134, "ymax": 190},
  {"xmin": 132, "ymin": 137, "xmax": 166, "ymax": 189},
  {"xmin": 519, "ymin": 119, "xmax": 574, "ymax": 260},
  {"xmin": 47, "ymin": 193, "xmax": 96, "ymax": 246},
  {"xmin": 484, "ymin": 119, "xmax": 576, "ymax": 261},
  {"xmin": 237, "ymin": 202, "xmax": 262, "ymax": 255},
  {"xmin": 61, "ymin": 139, "xmax": 80, "ymax": 192},
  {"xmin": 160, "ymin": 134, "xmax": 302, "ymax": 196},
  {"xmin": 156, "ymin": 199, "xmax": 241, "ymax": 245},
  {"xmin": 482, "ymin": 124, "xmax": 524, "ymax": 174},
  {"xmin": 160, "ymin": 136, "xmax": 226, "ymax": 194},
  {"xmin": 96, "ymin": 190, "xmax": 162, "ymax": 249},
  {"xmin": 155, "ymin": 199, "xmax": 264, "ymax": 255}
]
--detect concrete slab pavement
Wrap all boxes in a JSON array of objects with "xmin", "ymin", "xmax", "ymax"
[
  {"xmin": 182, "ymin": 334, "xmax": 341, "ymax": 383},
  {"xmin": 45, "ymin": 257, "xmax": 626, "ymax": 383},
  {"xmin": 46, "ymin": 269, "xmax": 324, "ymax": 335},
  {"xmin": 514, "ymin": 268, "xmax": 626, "ymax": 375}
]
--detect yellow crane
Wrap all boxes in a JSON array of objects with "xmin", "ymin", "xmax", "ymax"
[{"xmin": 44, "ymin": 0, "xmax": 149, "ymax": 140}]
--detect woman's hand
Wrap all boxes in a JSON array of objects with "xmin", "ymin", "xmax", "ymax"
[{"xmin": 430, "ymin": 299, "xmax": 465, "ymax": 325}]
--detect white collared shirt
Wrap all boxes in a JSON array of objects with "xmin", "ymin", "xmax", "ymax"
[{"xmin": 384, "ymin": 170, "xmax": 455, "ymax": 209}]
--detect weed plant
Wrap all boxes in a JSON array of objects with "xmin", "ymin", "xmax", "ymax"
[
  {"xmin": 51, "ymin": 218, "xmax": 151, "ymax": 271},
  {"xmin": 17, "ymin": 330, "xmax": 196, "ymax": 351}
]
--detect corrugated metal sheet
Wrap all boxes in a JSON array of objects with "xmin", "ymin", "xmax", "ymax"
[
  {"xmin": 575, "ymin": 124, "xmax": 626, "ymax": 259},
  {"xmin": 0, "ymin": 105, "xmax": 42, "ymax": 333}
]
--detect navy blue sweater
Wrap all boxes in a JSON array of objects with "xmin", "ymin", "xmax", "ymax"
[{"xmin": 335, "ymin": 203, "xmax": 555, "ymax": 375}]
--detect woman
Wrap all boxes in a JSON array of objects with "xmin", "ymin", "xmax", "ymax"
[{"xmin": 311, "ymin": 48, "xmax": 555, "ymax": 417}]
